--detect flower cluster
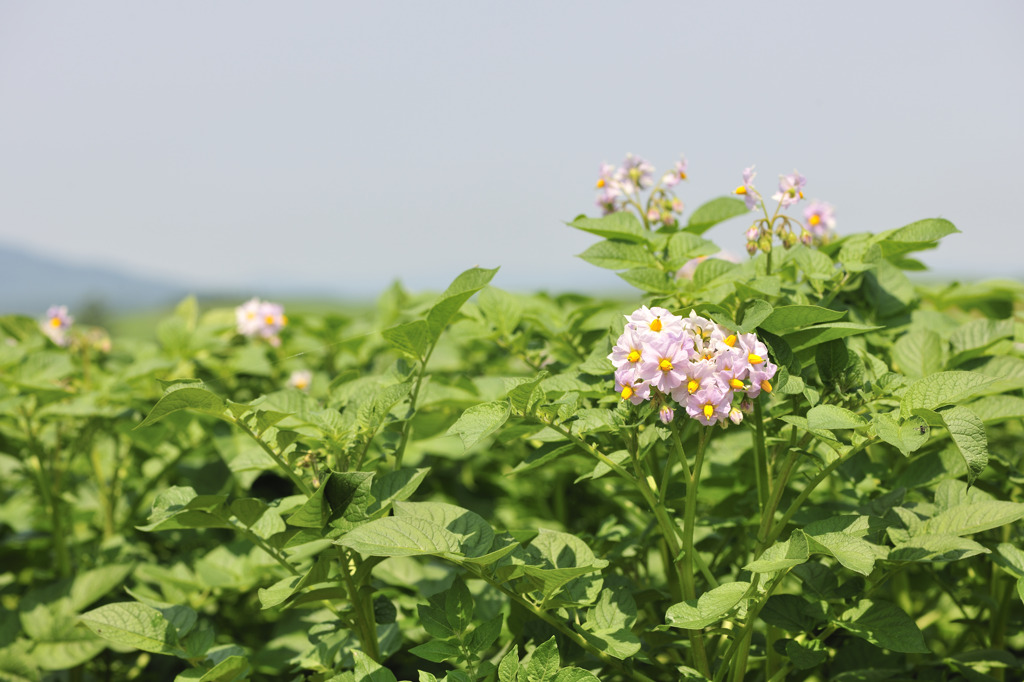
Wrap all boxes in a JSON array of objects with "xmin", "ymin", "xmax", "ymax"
[
  {"xmin": 595, "ymin": 153, "xmax": 688, "ymax": 227},
  {"xmin": 608, "ymin": 306, "xmax": 777, "ymax": 427},
  {"xmin": 41, "ymin": 305, "xmax": 73, "ymax": 347},
  {"xmin": 235, "ymin": 298, "xmax": 287, "ymax": 346},
  {"xmin": 735, "ymin": 166, "xmax": 836, "ymax": 253}
]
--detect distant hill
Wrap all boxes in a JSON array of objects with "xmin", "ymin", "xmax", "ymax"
[{"xmin": 0, "ymin": 244, "xmax": 190, "ymax": 316}]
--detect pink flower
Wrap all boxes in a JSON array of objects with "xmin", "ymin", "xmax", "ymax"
[
  {"xmin": 608, "ymin": 328, "xmax": 646, "ymax": 370},
  {"xmin": 685, "ymin": 383, "xmax": 732, "ymax": 426},
  {"xmin": 638, "ymin": 334, "xmax": 690, "ymax": 394},
  {"xmin": 626, "ymin": 306, "xmax": 684, "ymax": 340},
  {"xmin": 288, "ymin": 369, "xmax": 312, "ymax": 392},
  {"xmin": 734, "ymin": 166, "xmax": 761, "ymax": 211},
  {"xmin": 620, "ymin": 154, "xmax": 654, "ymax": 194},
  {"xmin": 662, "ymin": 157, "xmax": 688, "ymax": 188},
  {"xmin": 236, "ymin": 298, "xmax": 288, "ymax": 342},
  {"xmin": 803, "ymin": 201, "xmax": 836, "ymax": 238},
  {"xmin": 41, "ymin": 305, "xmax": 73, "ymax": 347},
  {"xmin": 773, "ymin": 171, "xmax": 806, "ymax": 209}
]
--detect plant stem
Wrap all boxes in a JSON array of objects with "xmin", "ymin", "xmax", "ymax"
[
  {"xmin": 761, "ymin": 439, "xmax": 873, "ymax": 549},
  {"xmin": 751, "ymin": 399, "xmax": 770, "ymax": 519},
  {"xmin": 341, "ymin": 549, "xmax": 381, "ymax": 662},
  {"xmin": 392, "ymin": 344, "xmax": 436, "ymax": 471},
  {"xmin": 678, "ymin": 427, "xmax": 711, "ymax": 677},
  {"xmin": 234, "ymin": 418, "xmax": 313, "ymax": 497},
  {"xmin": 461, "ymin": 564, "xmax": 658, "ymax": 682}
]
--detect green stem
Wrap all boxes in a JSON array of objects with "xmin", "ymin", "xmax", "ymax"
[
  {"xmin": 679, "ymin": 428, "xmax": 711, "ymax": 677},
  {"xmin": 751, "ymin": 399, "xmax": 769, "ymax": 520},
  {"xmin": 712, "ymin": 572, "xmax": 789, "ymax": 682},
  {"xmin": 21, "ymin": 408, "xmax": 71, "ymax": 577},
  {"xmin": 544, "ymin": 420, "xmax": 635, "ymax": 484},
  {"xmin": 232, "ymin": 522, "xmax": 300, "ymax": 576},
  {"xmin": 341, "ymin": 550, "xmax": 381, "ymax": 662},
  {"xmin": 762, "ymin": 439, "xmax": 873, "ymax": 549},
  {"xmin": 392, "ymin": 344, "xmax": 436, "ymax": 471},
  {"xmin": 234, "ymin": 419, "xmax": 313, "ymax": 497},
  {"xmin": 461, "ymin": 564, "xmax": 658, "ymax": 682}
]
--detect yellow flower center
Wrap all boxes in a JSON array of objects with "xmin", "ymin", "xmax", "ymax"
[
  {"xmin": 650, "ymin": 318, "xmax": 663, "ymax": 332},
  {"xmin": 658, "ymin": 358, "xmax": 673, "ymax": 372},
  {"xmin": 809, "ymin": 214, "xmax": 821, "ymax": 226},
  {"xmin": 703, "ymin": 404, "xmax": 714, "ymax": 418},
  {"xmin": 620, "ymin": 385, "xmax": 634, "ymax": 400},
  {"xmin": 748, "ymin": 353, "xmax": 764, "ymax": 365},
  {"xmin": 724, "ymin": 335, "xmax": 736, "ymax": 347},
  {"xmin": 265, "ymin": 315, "xmax": 276, "ymax": 325},
  {"xmin": 596, "ymin": 178, "xmax": 605, "ymax": 188},
  {"xmin": 734, "ymin": 185, "xmax": 747, "ymax": 195},
  {"xmin": 627, "ymin": 349, "xmax": 641, "ymax": 363},
  {"xmin": 679, "ymin": 171, "xmax": 687, "ymax": 180},
  {"xmin": 49, "ymin": 317, "xmax": 62, "ymax": 328},
  {"xmin": 281, "ymin": 315, "xmax": 288, "ymax": 326},
  {"xmin": 761, "ymin": 379, "xmax": 773, "ymax": 394},
  {"xmin": 729, "ymin": 378, "xmax": 745, "ymax": 390},
  {"xmin": 687, "ymin": 379, "xmax": 700, "ymax": 394}
]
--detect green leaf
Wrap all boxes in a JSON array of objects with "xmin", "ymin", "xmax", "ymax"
[
  {"xmin": 136, "ymin": 487, "xmax": 230, "ymax": 532},
  {"xmin": 617, "ymin": 267, "xmax": 676, "ymax": 294},
  {"xmin": 577, "ymin": 240, "xmax": 657, "ymax": 270},
  {"xmin": 872, "ymin": 413, "xmax": 928, "ymax": 457},
  {"xmin": 804, "ymin": 531, "xmax": 879, "ymax": 576},
  {"xmin": 498, "ymin": 645, "xmax": 522, "ymax": 682},
  {"xmin": 478, "ymin": 287, "xmax": 522, "ymax": 338},
  {"xmin": 335, "ymin": 516, "xmax": 461, "ymax": 557},
  {"xmin": 568, "ymin": 212, "xmax": 647, "ymax": 243},
  {"xmin": 195, "ymin": 655, "xmax": 251, "ymax": 682},
  {"xmin": 525, "ymin": 636, "xmax": 560, "ymax": 682},
  {"xmin": 394, "ymin": 501, "xmax": 495, "ymax": 558},
  {"xmin": 889, "ymin": 535, "xmax": 989, "ymax": 562},
  {"xmin": 967, "ymin": 395, "xmax": 1024, "ymax": 424},
  {"xmin": 426, "ymin": 267, "xmax": 499, "ymax": 342},
  {"xmin": 806, "ymin": 405, "xmax": 866, "ymax": 431},
  {"xmin": 577, "ymin": 587, "xmax": 641, "ymax": 659},
  {"xmin": 381, "ymin": 320, "xmax": 429, "ymax": 359},
  {"xmin": 883, "ymin": 218, "xmax": 959, "ymax": 244},
  {"xmin": 139, "ymin": 388, "xmax": 226, "ymax": 428},
  {"xmin": 69, "ymin": 564, "xmax": 135, "ymax": 612},
  {"xmin": 468, "ymin": 613, "xmax": 503, "ymax": 654},
  {"xmin": 786, "ymin": 640, "xmax": 828, "ymax": 670},
  {"xmin": 507, "ymin": 372, "xmax": 549, "ymax": 416},
  {"xmin": 352, "ymin": 650, "xmax": 398, "ymax": 682},
  {"xmin": 836, "ymin": 599, "xmax": 930, "ymax": 653},
  {"xmin": 914, "ymin": 501, "xmax": 1024, "ymax": 537},
  {"xmin": 939, "ymin": 406, "xmax": 988, "ymax": 486},
  {"xmin": 735, "ymin": 300, "xmax": 773, "ymax": 334},
  {"xmin": 900, "ymin": 371, "xmax": 998, "ymax": 419},
  {"xmin": 666, "ymin": 582, "xmax": 750, "ymax": 629},
  {"xmin": 409, "ymin": 640, "xmax": 461, "ymax": 663},
  {"xmin": 79, "ymin": 602, "xmax": 184, "ymax": 656},
  {"xmin": 784, "ymin": 323, "xmax": 880, "ymax": 353},
  {"xmin": 760, "ymin": 594, "xmax": 826, "ymax": 633},
  {"xmin": 760, "ymin": 305, "xmax": 846, "ymax": 336},
  {"xmin": 685, "ymin": 197, "xmax": 749, "ymax": 235},
  {"xmin": 815, "ymin": 339, "xmax": 850, "ymax": 384},
  {"xmin": 744, "ymin": 532, "xmax": 810, "ymax": 573},
  {"xmin": 368, "ymin": 467, "xmax": 430, "ymax": 515},
  {"xmin": 553, "ymin": 670, "xmax": 601, "ymax": 682},
  {"xmin": 447, "ymin": 400, "xmax": 511, "ymax": 450},
  {"xmin": 667, "ymin": 232, "xmax": 718, "ymax": 265}
]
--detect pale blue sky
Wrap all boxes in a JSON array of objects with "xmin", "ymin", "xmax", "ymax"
[{"xmin": 1, "ymin": 1, "xmax": 1021, "ymax": 297}]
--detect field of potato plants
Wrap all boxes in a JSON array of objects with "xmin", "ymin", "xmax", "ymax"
[{"xmin": 2, "ymin": 158, "xmax": 1024, "ymax": 682}]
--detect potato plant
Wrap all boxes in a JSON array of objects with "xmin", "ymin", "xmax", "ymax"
[{"xmin": 2, "ymin": 157, "xmax": 1023, "ymax": 681}]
